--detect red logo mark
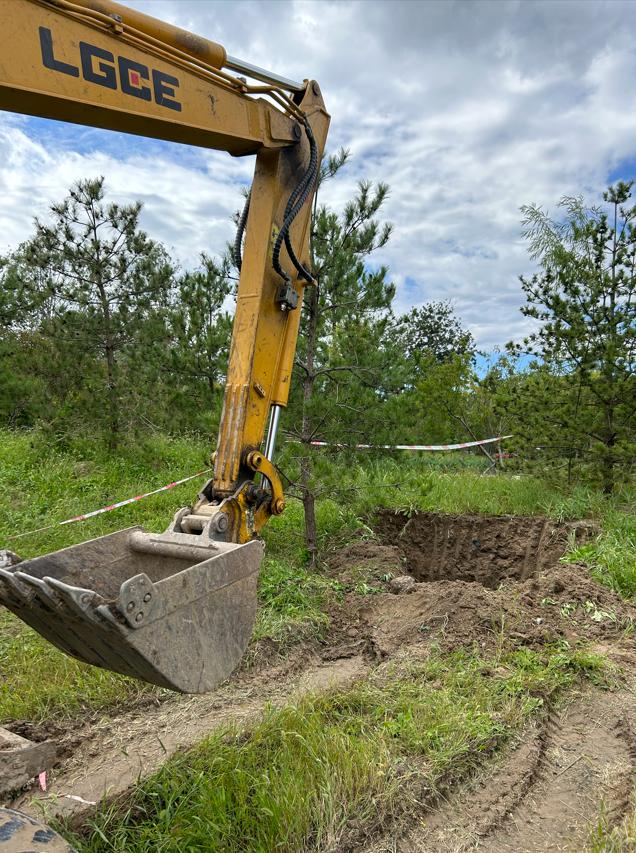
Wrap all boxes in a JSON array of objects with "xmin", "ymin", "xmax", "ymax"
[{"xmin": 130, "ymin": 70, "xmax": 140, "ymax": 86}]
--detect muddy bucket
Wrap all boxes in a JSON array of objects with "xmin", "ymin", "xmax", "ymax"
[{"xmin": 0, "ymin": 527, "xmax": 262, "ymax": 693}]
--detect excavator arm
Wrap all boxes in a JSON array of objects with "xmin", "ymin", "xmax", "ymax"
[{"xmin": 0, "ymin": 0, "xmax": 329, "ymax": 691}]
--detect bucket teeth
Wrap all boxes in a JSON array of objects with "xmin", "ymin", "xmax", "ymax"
[
  {"xmin": 0, "ymin": 568, "xmax": 81, "ymax": 660},
  {"xmin": 1, "ymin": 566, "xmax": 157, "ymax": 682},
  {"xmin": 12, "ymin": 571, "xmax": 109, "ymax": 668},
  {"xmin": 14, "ymin": 571, "xmax": 60, "ymax": 607},
  {"xmin": 0, "ymin": 568, "xmax": 32, "ymax": 607},
  {"xmin": 25, "ymin": 574, "xmax": 143, "ymax": 677},
  {"xmin": 39, "ymin": 576, "xmax": 126, "ymax": 670},
  {"xmin": 44, "ymin": 577, "xmax": 103, "ymax": 619}
]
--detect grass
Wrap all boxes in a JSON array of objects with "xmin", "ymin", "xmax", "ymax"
[
  {"xmin": 588, "ymin": 796, "xmax": 636, "ymax": 851},
  {"xmin": 568, "ymin": 508, "xmax": 636, "ymax": 601},
  {"xmin": 252, "ymin": 555, "xmax": 334, "ymax": 644},
  {"xmin": 1, "ymin": 429, "xmax": 632, "ymax": 849},
  {"xmin": 0, "ymin": 429, "xmax": 634, "ymax": 725},
  {"xmin": 0, "ymin": 432, "xmax": 342, "ymax": 723},
  {"xmin": 63, "ymin": 644, "xmax": 609, "ymax": 853}
]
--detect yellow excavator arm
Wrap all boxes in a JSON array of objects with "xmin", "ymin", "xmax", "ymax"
[{"xmin": 0, "ymin": 0, "xmax": 329, "ymax": 692}]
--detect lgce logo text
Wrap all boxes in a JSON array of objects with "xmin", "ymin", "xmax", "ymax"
[{"xmin": 39, "ymin": 27, "xmax": 182, "ymax": 112}]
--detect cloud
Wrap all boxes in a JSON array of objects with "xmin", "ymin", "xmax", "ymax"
[{"xmin": 1, "ymin": 0, "xmax": 636, "ymax": 348}]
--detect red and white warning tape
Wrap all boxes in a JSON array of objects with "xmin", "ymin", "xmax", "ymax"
[
  {"xmin": 59, "ymin": 470, "xmax": 210, "ymax": 524},
  {"xmin": 310, "ymin": 435, "xmax": 513, "ymax": 452},
  {"xmin": 4, "ymin": 469, "xmax": 210, "ymax": 542},
  {"xmin": 3, "ymin": 434, "xmax": 513, "ymax": 545}
]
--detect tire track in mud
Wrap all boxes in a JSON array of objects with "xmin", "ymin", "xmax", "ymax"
[
  {"xmin": 7, "ymin": 651, "xmax": 369, "ymax": 822},
  {"xmin": 367, "ymin": 671, "xmax": 636, "ymax": 853}
]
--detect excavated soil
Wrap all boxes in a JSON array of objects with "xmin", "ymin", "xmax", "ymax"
[
  {"xmin": 326, "ymin": 510, "xmax": 632, "ymax": 660},
  {"xmin": 356, "ymin": 561, "xmax": 636, "ymax": 658},
  {"xmin": 6, "ymin": 508, "xmax": 636, "ymax": 852}
]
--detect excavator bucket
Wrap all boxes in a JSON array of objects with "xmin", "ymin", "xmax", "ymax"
[{"xmin": 0, "ymin": 523, "xmax": 263, "ymax": 693}]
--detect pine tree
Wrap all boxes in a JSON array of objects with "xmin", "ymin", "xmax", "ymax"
[
  {"xmin": 285, "ymin": 153, "xmax": 395, "ymax": 560},
  {"xmin": 9, "ymin": 177, "xmax": 174, "ymax": 447},
  {"xmin": 510, "ymin": 181, "xmax": 636, "ymax": 492}
]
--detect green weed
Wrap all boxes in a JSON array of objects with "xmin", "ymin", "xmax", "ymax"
[{"xmin": 588, "ymin": 795, "xmax": 636, "ymax": 851}]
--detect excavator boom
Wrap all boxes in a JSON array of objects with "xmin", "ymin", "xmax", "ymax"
[{"xmin": 0, "ymin": 0, "xmax": 329, "ymax": 692}]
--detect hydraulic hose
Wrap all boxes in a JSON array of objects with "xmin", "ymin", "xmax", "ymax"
[
  {"xmin": 233, "ymin": 189, "xmax": 251, "ymax": 271},
  {"xmin": 233, "ymin": 118, "xmax": 318, "ymax": 287},
  {"xmin": 273, "ymin": 119, "xmax": 318, "ymax": 284}
]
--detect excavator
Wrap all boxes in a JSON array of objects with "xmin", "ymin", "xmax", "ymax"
[{"xmin": 0, "ymin": 0, "xmax": 329, "ymax": 695}]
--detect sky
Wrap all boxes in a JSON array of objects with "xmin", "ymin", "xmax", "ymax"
[{"xmin": 1, "ymin": 0, "xmax": 636, "ymax": 350}]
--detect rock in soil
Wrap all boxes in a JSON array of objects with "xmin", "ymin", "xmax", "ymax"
[{"xmin": 388, "ymin": 576, "xmax": 416, "ymax": 594}]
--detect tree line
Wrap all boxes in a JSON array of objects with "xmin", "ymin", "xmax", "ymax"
[{"xmin": 1, "ymin": 156, "xmax": 634, "ymax": 528}]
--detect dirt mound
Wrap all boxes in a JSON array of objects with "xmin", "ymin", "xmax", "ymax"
[
  {"xmin": 373, "ymin": 510, "xmax": 598, "ymax": 588},
  {"xmin": 359, "ymin": 562, "xmax": 636, "ymax": 658},
  {"xmin": 349, "ymin": 511, "xmax": 636, "ymax": 851}
]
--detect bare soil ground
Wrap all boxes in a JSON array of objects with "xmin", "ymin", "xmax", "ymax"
[{"xmin": 5, "ymin": 509, "xmax": 636, "ymax": 851}]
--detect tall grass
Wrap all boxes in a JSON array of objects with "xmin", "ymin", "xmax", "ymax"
[{"xmin": 0, "ymin": 430, "xmax": 210, "ymax": 560}]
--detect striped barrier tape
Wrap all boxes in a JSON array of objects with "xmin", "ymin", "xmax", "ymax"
[
  {"xmin": 4, "ymin": 469, "xmax": 211, "ymax": 542},
  {"xmin": 310, "ymin": 435, "xmax": 513, "ymax": 452},
  {"xmin": 3, "ymin": 434, "xmax": 513, "ymax": 545}
]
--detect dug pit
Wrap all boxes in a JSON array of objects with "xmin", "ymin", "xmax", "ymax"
[
  {"xmin": 373, "ymin": 510, "xmax": 597, "ymax": 588},
  {"xmin": 328, "ymin": 510, "xmax": 635, "ymax": 659}
]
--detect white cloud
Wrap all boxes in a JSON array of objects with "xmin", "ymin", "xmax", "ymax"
[{"xmin": 1, "ymin": 0, "xmax": 636, "ymax": 348}]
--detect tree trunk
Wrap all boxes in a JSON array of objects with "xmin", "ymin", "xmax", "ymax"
[
  {"xmin": 96, "ymin": 278, "xmax": 119, "ymax": 451},
  {"xmin": 299, "ymin": 282, "xmax": 320, "ymax": 564},
  {"xmin": 601, "ymin": 403, "xmax": 616, "ymax": 495},
  {"xmin": 300, "ymin": 454, "xmax": 317, "ymax": 562},
  {"xmin": 104, "ymin": 339, "xmax": 119, "ymax": 451},
  {"xmin": 92, "ymin": 205, "xmax": 120, "ymax": 452},
  {"xmin": 601, "ymin": 439, "xmax": 616, "ymax": 495}
]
